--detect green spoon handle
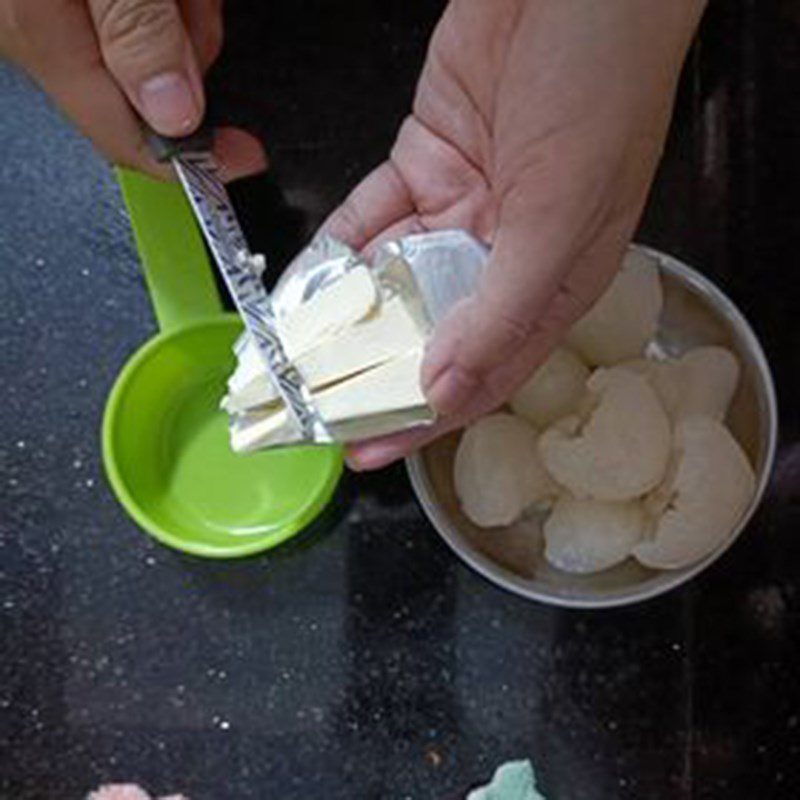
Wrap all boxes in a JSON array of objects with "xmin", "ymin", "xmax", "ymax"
[{"xmin": 116, "ymin": 167, "xmax": 222, "ymax": 333}]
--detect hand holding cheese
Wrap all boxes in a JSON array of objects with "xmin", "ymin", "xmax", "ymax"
[{"xmin": 332, "ymin": 0, "xmax": 707, "ymax": 471}]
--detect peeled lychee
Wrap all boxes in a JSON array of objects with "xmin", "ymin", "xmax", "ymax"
[
  {"xmin": 634, "ymin": 415, "xmax": 756, "ymax": 570},
  {"xmin": 539, "ymin": 367, "xmax": 671, "ymax": 501},
  {"xmin": 510, "ymin": 347, "xmax": 590, "ymax": 428},
  {"xmin": 455, "ymin": 413, "xmax": 558, "ymax": 528},
  {"xmin": 567, "ymin": 248, "xmax": 663, "ymax": 365},
  {"xmin": 544, "ymin": 497, "xmax": 645, "ymax": 574}
]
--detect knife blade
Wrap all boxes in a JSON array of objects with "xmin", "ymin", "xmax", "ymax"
[{"xmin": 148, "ymin": 129, "xmax": 331, "ymax": 444}]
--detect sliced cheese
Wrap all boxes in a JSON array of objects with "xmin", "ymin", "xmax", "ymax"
[
  {"xmin": 224, "ymin": 295, "xmax": 425, "ymax": 413},
  {"xmin": 231, "ymin": 350, "xmax": 426, "ymax": 452},
  {"xmin": 226, "ymin": 264, "xmax": 378, "ymax": 402},
  {"xmin": 279, "ymin": 264, "xmax": 378, "ymax": 356}
]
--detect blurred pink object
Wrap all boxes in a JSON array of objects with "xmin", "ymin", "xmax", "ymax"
[
  {"xmin": 86, "ymin": 785, "xmax": 188, "ymax": 800},
  {"xmin": 87, "ymin": 787, "xmax": 151, "ymax": 800}
]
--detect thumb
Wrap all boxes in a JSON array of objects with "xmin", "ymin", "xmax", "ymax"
[
  {"xmin": 421, "ymin": 202, "xmax": 626, "ymax": 417},
  {"xmin": 89, "ymin": 0, "xmax": 205, "ymax": 136}
]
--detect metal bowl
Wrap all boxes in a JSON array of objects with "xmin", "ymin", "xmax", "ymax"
[{"xmin": 406, "ymin": 246, "xmax": 778, "ymax": 608}]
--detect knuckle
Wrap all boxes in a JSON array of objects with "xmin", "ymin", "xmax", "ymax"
[
  {"xmin": 0, "ymin": 0, "xmax": 21, "ymax": 39},
  {"xmin": 0, "ymin": 3, "xmax": 22, "ymax": 58},
  {"xmin": 97, "ymin": 0, "xmax": 182, "ymax": 62},
  {"xmin": 476, "ymin": 281, "xmax": 537, "ymax": 350},
  {"xmin": 547, "ymin": 283, "xmax": 590, "ymax": 331},
  {"xmin": 196, "ymin": 18, "xmax": 223, "ymax": 68},
  {"xmin": 0, "ymin": 0, "xmax": 44, "ymax": 61},
  {"xmin": 327, "ymin": 196, "xmax": 367, "ymax": 248},
  {"xmin": 491, "ymin": 304, "xmax": 535, "ymax": 352}
]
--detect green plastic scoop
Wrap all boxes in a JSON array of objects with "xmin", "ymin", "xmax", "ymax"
[{"xmin": 102, "ymin": 169, "xmax": 343, "ymax": 558}]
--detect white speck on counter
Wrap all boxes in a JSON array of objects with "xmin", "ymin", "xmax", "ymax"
[
  {"xmin": 73, "ymin": 459, "xmax": 83, "ymax": 469},
  {"xmin": 34, "ymin": 257, "xmax": 45, "ymax": 267},
  {"xmin": 85, "ymin": 478, "xmax": 95, "ymax": 488},
  {"xmin": 16, "ymin": 440, "xmax": 25, "ymax": 449},
  {"xmin": 81, "ymin": 268, "xmax": 90, "ymax": 277},
  {"xmin": 145, "ymin": 556, "xmax": 156, "ymax": 566}
]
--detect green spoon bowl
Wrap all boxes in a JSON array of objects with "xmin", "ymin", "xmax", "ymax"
[{"xmin": 102, "ymin": 170, "xmax": 342, "ymax": 558}]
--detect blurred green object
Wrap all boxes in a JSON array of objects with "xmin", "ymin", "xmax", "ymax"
[
  {"xmin": 102, "ymin": 169, "xmax": 343, "ymax": 558},
  {"xmin": 467, "ymin": 760, "xmax": 546, "ymax": 800}
]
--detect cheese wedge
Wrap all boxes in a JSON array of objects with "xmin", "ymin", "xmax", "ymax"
[
  {"xmin": 231, "ymin": 350, "xmax": 427, "ymax": 451},
  {"xmin": 223, "ymin": 295, "xmax": 425, "ymax": 413},
  {"xmin": 278, "ymin": 264, "xmax": 379, "ymax": 356},
  {"xmin": 226, "ymin": 264, "xmax": 379, "ymax": 401}
]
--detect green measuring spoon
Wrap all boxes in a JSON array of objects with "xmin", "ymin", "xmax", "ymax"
[{"xmin": 102, "ymin": 169, "xmax": 343, "ymax": 558}]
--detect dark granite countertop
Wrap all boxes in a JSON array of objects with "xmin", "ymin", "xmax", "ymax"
[{"xmin": 2, "ymin": 2, "xmax": 800, "ymax": 798}]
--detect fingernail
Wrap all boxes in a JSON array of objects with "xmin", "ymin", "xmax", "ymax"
[
  {"xmin": 425, "ymin": 366, "xmax": 479, "ymax": 417},
  {"xmin": 139, "ymin": 72, "xmax": 199, "ymax": 135}
]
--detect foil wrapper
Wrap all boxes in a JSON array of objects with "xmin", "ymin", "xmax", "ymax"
[
  {"xmin": 226, "ymin": 229, "xmax": 488, "ymax": 449},
  {"xmin": 172, "ymin": 151, "xmax": 330, "ymax": 442}
]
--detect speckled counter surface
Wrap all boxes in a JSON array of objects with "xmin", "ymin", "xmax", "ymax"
[{"xmin": 2, "ymin": 3, "xmax": 800, "ymax": 799}]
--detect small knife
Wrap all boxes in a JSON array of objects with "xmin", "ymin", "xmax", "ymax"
[{"xmin": 147, "ymin": 127, "xmax": 332, "ymax": 444}]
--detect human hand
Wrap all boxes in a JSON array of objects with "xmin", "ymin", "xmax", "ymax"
[
  {"xmin": 324, "ymin": 0, "xmax": 706, "ymax": 470},
  {"xmin": 0, "ymin": 0, "xmax": 265, "ymax": 180}
]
